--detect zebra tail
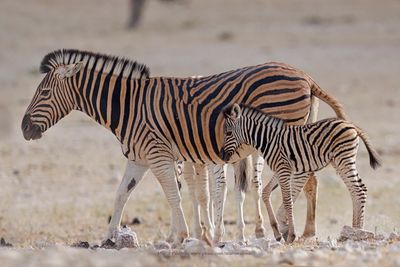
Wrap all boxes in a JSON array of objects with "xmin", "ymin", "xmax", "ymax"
[
  {"xmin": 310, "ymin": 81, "xmax": 349, "ymax": 121},
  {"xmin": 235, "ymin": 156, "xmax": 253, "ymax": 193},
  {"xmin": 355, "ymin": 126, "xmax": 382, "ymax": 169}
]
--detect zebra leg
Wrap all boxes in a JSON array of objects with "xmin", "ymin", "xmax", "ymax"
[
  {"xmin": 278, "ymin": 168, "xmax": 296, "ymax": 243},
  {"xmin": 262, "ymin": 173, "xmax": 282, "ymax": 241},
  {"xmin": 276, "ymin": 173, "xmax": 311, "ymax": 240},
  {"xmin": 334, "ymin": 160, "xmax": 367, "ymax": 229},
  {"xmin": 233, "ymin": 159, "xmax": 250, "ymax": 242},
  {"xmin": 181, "ymin": 162, "xmax": 202, "ymax": 240},
  {"xmin": 213, "ymin": 164, "xmax": 227, "ymax": 244},
  {"xmin": 194, "ymin": 163, "xmax": 214, "ymax": 244},
  {"xmin": 150, "ymin": 161, "xmax": 189, "ymax": 245},
  {"xmin": 251, "ymin": 152, "xmax": 266, "ymax": 238},
  {"xmin": 300, "ymin": 95, "xmax": 319, "ymax": 238},
  {"xmin": 105, "ymin": 160, "xmax": 148, "ymax": 242},
  {"xmin": 208, "ymin": 164, "xmax": 216, "ymax": 227},
  {"xmin": 302, "ymin": 173, "xmax": 318, "ymax": 238},
  {"xmin": 235, "ymin": 181, "xmax": 246, "ymax": 242}
]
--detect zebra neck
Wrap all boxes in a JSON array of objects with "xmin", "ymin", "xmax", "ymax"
[
  {"xmin": 72, "ymin": 71, "xmax": 144, "ymax": 142},
  {"xmin": 244, "ymin": 116, "xmax": 283, "ymax": 165}
]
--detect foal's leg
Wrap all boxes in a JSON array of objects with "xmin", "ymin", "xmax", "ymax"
[
  {"xmin": 277, "ymin": 167, "xmax": 296, "ymax": 243},
  {"xmin": 334, "ymin": 159, "xmax": 367, "ymax": 228},
  {"xmin": 276, "ymin": 173, "xmax": 311, "ymax": 239},
  {"xmin": 262, "ymin": 173, "xmax": 282, "ymax": 241}
]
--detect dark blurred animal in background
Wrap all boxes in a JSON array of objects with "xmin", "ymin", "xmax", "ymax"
[{"xmin": 128, "ymin": 0, "xmax": 184, "ymax": 29}]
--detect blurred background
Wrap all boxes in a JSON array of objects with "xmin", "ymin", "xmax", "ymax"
[{"xmin": 0, "ymin": 0, "xmax": 399, "ymax": 247}]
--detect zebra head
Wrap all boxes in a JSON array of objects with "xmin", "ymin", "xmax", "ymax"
[
  {"xmin": 220, "ymin": 103, "xmax": 246, "ymax": 162},
  {"xmin": 21, "ymin": 60, "xmax": 83, "ymax": 141}
]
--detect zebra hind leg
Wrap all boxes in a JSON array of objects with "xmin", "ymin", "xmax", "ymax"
[
  {"xmin": 194, "ymin": 163, "xmax": 214, "ymax": 245},
  {"xmin": 150, "ymin": 161, "xmax": 189, "ymax": 245},
  {"xmin": 334, "ymin": 159, "xmax": 367, "ymax": 229},
  {"xmin": 233, "ymin": 158, "xmax": 251, "ymax": 242},
  {"xmin": 213, "ymin": 164, "xmax": 227, "ymax": 244},
  {"xmin": 181, "ymin": 162, "xmax": 202, "ymax": 240},
  {"xmin": 302, "ymin": 173, "xmax": 318, "ymax": 238}
]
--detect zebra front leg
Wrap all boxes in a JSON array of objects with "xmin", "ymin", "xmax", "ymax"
[
  {"xmin": 208, "ymin": 164, "xmax": 216, "ymax": 227},
  {"xmin": 276, "ymin": 173, "xmax": 311, "ymax": 240},
  {"xmin": 194, "ymin": 163, "xmax": 214, "ymax": 244},
  {"xmin": 233, "ymin": 159, "xmax": 250, "ymax": 242},
  {"xmin": 278, "ymin": 168, "xmax": 296, "ymax": 243},
  {"xmin": 105, "ymin": 160, "xmax": 149, "ymax": 242},
  {"xmin": 251, "ymin": 153, "xmax": 266, "ymax": 238},
  {"xmin": 213, "ymin": 164, "xmax": 227, "ymax": 244},
  {"xmin": 262, "ymin": 173, "xmax": 282, "ymax": 241},
  {"xmin": 182, "ymin": 162, "xmax": 202, "ymax": 239},
  {"xmin": 150, "ymin": 160, "xmax": 189, "ymax": 245}
]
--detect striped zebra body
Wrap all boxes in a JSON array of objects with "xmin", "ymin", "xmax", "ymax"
[
  {"xmin": 22, "ymin": 49, "xmax": 346, "ymax": 244},
  {"xmin": 221, "ymin": 104, "xmax": 381, "ymax": 243}
]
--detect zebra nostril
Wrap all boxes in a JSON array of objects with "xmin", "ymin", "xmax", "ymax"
[{"xmin": 22, "ymin": 114, "xmax": 32, "ymax": 132}]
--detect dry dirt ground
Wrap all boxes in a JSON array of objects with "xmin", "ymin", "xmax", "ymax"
[{"xmin": 0, "ymin": 0, "xmax": 400, "ymax": 266}]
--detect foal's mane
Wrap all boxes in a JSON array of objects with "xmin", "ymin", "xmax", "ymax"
[
  {"xmin": 240, "ymin": 104, "xmax": 285, "ymax": 126},
  {"xmin": 40, "ymin": 49, "xmax": 150, "ymax": 79}
]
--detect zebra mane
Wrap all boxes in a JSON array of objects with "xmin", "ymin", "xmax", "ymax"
[
  {"xmin": 240, "ymin": 104, "xmax": 285, "ymax": 127},
  {"xmin": 40, "ymin": 49, "xmax": 150, "ymax": 79}
]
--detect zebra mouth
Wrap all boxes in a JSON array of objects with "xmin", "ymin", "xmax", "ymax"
[{"xmin": 21, "ymin": 114, "xmax": 43, "ymax": 141}]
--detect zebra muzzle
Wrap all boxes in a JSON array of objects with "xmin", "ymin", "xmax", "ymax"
[
  {"xmin": 219, "ymin": 148, "xmax": 232, "ymax": 162},
  {"xmin": 21, "ymin": 114, "xmax": 42, "ymax": 141}
]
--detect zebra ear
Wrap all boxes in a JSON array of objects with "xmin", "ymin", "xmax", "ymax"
[
  {"xmin": 55, "ymin": 62, "xmax": 83, "ymax": 79},
  {"xmin": 224, "ymin": 104, "xmax": 241, "ymax": 120}
]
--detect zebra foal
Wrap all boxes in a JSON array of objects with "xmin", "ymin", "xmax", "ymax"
[{"xmin": 220, "ymin": 104, "xmax": 381, "ymax": 243}]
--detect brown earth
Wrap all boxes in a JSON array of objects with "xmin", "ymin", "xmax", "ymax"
[{"xmin": 0, "ymin": 0, "xmax": 399, "ymax": 266}]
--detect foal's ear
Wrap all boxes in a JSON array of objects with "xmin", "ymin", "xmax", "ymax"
[{"xmin": 224, "ymin": 103, "xmax": 242, "ymax": 120}]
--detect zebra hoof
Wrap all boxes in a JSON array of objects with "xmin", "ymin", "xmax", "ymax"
[{"xmin": 255, "ymin": 227, "xmax": 265, "ymax": 238}]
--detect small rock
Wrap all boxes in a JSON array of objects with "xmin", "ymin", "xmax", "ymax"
[
  {"xmin": 219, "ymin": 241, "xmax": 244, "ymax": 253},
  {"xmin": 115, "ymin": 226, "xmax": 139, "ymax": 249},
  {"xmin": 387, "ymin": 232, "xmax": 400, "ymax": 242},
  {"xmin": 153, "ymin": 240, "xmax": 171, "ymax": 250},
  {"xmin": 183, "ymin": 238, "xmax": 209, "ymax": 253},
  {"xmin": 101, "ymin": 239, "xmax": 116, "ymax": 249},
  {"xmin": 375, "ymin": 234, "xmax": 385, "ymax": 241},
  {"xmin": 0, "ymin": 238, "xmax": 12, "ymax": 247},
  {"xmin": 71, "ymin": 241, "xmax": 90, "ymax": 249},
  {"xmin": 338, "ymin": 225, "xmax": 375, "ymax": 241},
  {"xmin": 131, "ymin": 217, "xmax": 141, "ymax": 225},
  {"xmin": 248, "ymin": 237, "xmax": 271, "ymax": 251}
]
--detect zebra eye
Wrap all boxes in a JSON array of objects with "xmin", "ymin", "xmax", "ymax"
[
  {"xmin": 226, "ymin": 130, "xmax": 233, "ymax": 135},
  {"xmin": 40, "ymin": 89, "xmax": 51, "ymax": 98}
]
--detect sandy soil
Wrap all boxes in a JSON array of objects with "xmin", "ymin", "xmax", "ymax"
[{"xmin": 0, "ymin": 0, "xmax": 399, "ymax": 266}]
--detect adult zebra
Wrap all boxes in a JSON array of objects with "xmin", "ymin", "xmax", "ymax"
[{"xmin": 22, "ymin": 49, "xmax": 346, "ymax": 244}]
